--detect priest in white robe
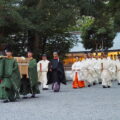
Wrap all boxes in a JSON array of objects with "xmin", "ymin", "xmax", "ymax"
[
  {"xmin": 37, "ymin": 54, "xmax": 50, "ymax": 90},
  {"xmin": 72, "ymin": 57, "xmax": 85, "ymax": 89},
  {"xmin": 116, "ymin": 56, "xmax": 120, "ymax": 85},
  {"xmin": 101, "ymin": 56, "xmax": 112, "ymax": 88}
]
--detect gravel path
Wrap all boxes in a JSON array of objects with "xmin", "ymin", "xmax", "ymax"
[{"xmin": 0, "ymin": 81, "xmax": 120, "ymax": 120}]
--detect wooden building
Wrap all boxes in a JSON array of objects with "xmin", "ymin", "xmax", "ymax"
[{"xmin": 64, "ymin": 49, "xmax": 120, "ymax": 65}]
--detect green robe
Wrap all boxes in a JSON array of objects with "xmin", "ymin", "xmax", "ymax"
[
  {"xmin": 20, "ymin": 58, "xmax": 40, "ymax": 95},
  {"xmin": 28, "ymin": 58, "xmax": 40, "ymax": 94},
  {"xmin": 0, "ymin": 58, "xmax": 4, "ymax": 79},
  {"xmin": 0, "ymin": 58, "xmax": 21, "ymax": 101}
]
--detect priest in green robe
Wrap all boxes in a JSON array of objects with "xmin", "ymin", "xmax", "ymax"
[
  {"xmin": 28, "ymin": 51, "xmax": 40, "ymax": 97},
  {"xmin": 0, "ymin": 49, "xmax": 21, "ymax": 103},
  {"xmin": 20, "ymin": 51, "xmax": 40, "ymax": 98},
  {"xmin": 0, "ymin": 57, "xmax": 4, "ymax": 84}
]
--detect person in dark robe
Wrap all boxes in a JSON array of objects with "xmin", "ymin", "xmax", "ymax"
[
  {"xmin": 47, "ymin": 52, "xmax": 66, "ymax": 92},
  {"xmin": 0, "ymin": 48, "xmax": 21, "ymax": 103},
  {"xmin": 27, "ymin": 51, "xmax": 40, "ymax": 98},
  {"xmin": 20, "ymin": 74, "xmax": 30, "ymax": 99}
]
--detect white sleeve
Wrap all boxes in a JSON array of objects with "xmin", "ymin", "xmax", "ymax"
[
  {"xmin": 72, "ymin": 63, "xmax": 75, "ymax": 70},
  {"xmin": 37, "ymin": 61, "xmax": 41, "ymax": 72}
]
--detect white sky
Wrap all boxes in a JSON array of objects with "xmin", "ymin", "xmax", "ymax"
[{"xmin": 70, "ymin": 33, "xmax": 120, "ymax": 52}]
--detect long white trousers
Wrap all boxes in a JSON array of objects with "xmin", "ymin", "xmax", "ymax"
[
  {"xmin": 117, "ymin": 71, "xmax": 120, "ymax": 83},
  {"xmin": 38, "ymin": 72, "xmax": 48, "ymax": 88},
  {"xmin": 101, "ymin": 70, "xmax": 112, "ymax": 87}
]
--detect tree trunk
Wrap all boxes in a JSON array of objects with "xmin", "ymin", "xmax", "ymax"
[
  {"xmin": 42, "ymin": 37, "xmax": 47, "ymax": 54},
  {"xmin": 33, "ymin": 32, "xmax": 40, "ymax": 58},
  {"xmin": 37, "ymin": 0, "xmax": 44, "ymax": 9}
]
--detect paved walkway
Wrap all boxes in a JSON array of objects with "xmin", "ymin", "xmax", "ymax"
[{"xmin": 0, "ymin": 81, "xmax": 120, "ymax": 120}]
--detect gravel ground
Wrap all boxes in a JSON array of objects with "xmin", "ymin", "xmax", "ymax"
[{"xmin": 0, "ymin": 81, "xmax": 120, "ymax": 120}]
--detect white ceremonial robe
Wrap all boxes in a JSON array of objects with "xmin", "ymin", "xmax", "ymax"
[
  {"xmin": 91, "ymin": 58, "xmax": 99, "ymax": 84},
  {"xmin": 106, "ymin": 57, "xmax": 116, "ymax": 81},
  {"xmin": 83, "ymin": 58, "xmax": 94, "ymax": 85},
  {"xmin": 101, "ymin": 58, "xmax": 112, "ymax": 87},
  {"xmin": 79, "ymin": 61, "xmax": 86, "ymax": 81},
  {"xmin": 80, "ymin": 60, "xmax": 87, "ymax": 81},
  {"xmin": 116, "ymin": 59, "xmax": 120, "ymax": 83},
  {"xmin": 111, "ymin": 59, "xmax": 117, "ymax": 81},
  {"xmin": 72, "ymin": 61, "xmax": 81, "ymax": 81},
  {"xmin": 94, "ymin": 58, "xmax": 102, "ymax": 83},
  {"xmin": 37, "ymin": 60, "xmax": 49, "ymax": 89},
  {"xmin": 72, "ymin": 61, "xmax": 86, "ymax": 88}
]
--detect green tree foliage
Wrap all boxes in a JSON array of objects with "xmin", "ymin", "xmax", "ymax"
[
  {"xmin": 0, "ymin": 0, "xmax": 26, "ymax": 43},
  {"xmin": 70, "ymin": 0, "xmax": 117, "ymax": 51},
  {"xmin": 11, "ymin": 0, "xmax": 78, "ymax": 58},
  {"xmin": 81, "ymin": 21, "xmax": 116, "ymax": 51},
  {"xmin": 109, "ymin": 0, "xmax": 120, "ymax": 31},
  {"xmin": 0, "ymin": 0, "xmax": 119, "ymax": 56}
]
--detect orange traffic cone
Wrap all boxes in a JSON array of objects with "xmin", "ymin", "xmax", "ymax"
[{"xmin": 72, "ymin": 72, "xmax": 79, "ymax": 89}]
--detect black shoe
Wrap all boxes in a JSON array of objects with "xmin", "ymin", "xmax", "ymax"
[
  {"xmin": 88, "ymin": 85, "xmax": 91, "ymax": 87},
  {"xmin": 31, "ymin": 94, "xmax": 35, "ymax": 98},
  {"xmin": 3, "ymin": 100, "xmax": 9, "ymax": 103},
  {"xmin": 99, "ymin": 82, "xmax": 102, "ymax": 84},
  {"xmin": 10, "ymin": 100, "xmax": 16, "ymax": 102},
  {"xmin": 23, "ymin": 96, "xmax": 28, "ymax": 99},
  {"xmin": 38, "ymin": 82, "xmax": 41, "ymax": 85},
  {"xmin": 93, "ymin": 83, "xmax": 96, "ymax": 85},
  {"xmin": 103, "ymin": 86, "xmax": 107, "ymax": 88},
  {"xmin": 118, "ymin": 83, "xmax": 120, "ymax": 85},
  {"xmin": 108, "ymin": 86, "xmax": 111, "ymax": 88},
  {"xmin": 9, "ymin": 98, "xmax": 16, "ymax": 102},
  {"xmin": 54, "ymin": 90, "xmax": 60, "ymax": 92},
  {"xmin": 43, "ymin": 88, "xmax": 48, "ymax": 90}
]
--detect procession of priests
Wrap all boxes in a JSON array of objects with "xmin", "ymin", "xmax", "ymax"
[
  {"xmin": 72, "ymin": 54, "xmax": 120, "ymax": 89},
  {"xmin": 0, "ymin": 48, "xmax": 66, "ymax": 103},
  {"xmin": 1, "ymin": 45, "xmax": 120, "ymax": 103}
]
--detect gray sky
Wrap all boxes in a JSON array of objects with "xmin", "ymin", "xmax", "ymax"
[{"xmin": 70, "ymin": 33, "xmax": 120, "ymax": 52}]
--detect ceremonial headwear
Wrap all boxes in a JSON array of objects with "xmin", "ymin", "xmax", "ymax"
[
  {"xmin": 5, "ymin": 45, "xmax": 13, "ymax": 53},
  {"xmin": 42, "ymin": 54, "xmax": 47, "ymax": 57},
  {"xmin": 27, "ymin": 50, "xmax": 33, "ymax": 53},
  {"xmin": 53, "ymin": 51, "xmax": 58, "ymax": 55}
]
